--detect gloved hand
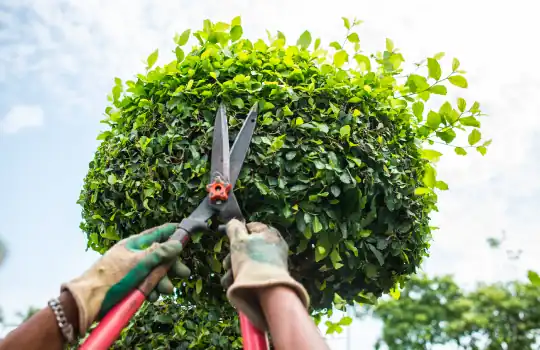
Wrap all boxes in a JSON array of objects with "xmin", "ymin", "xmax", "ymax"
[
  {"xmin": 221, "ymin": 219, "xmax": 310, "ymax": 331},
  {"xmin": 62, "ymin": 223, "xmax": 190, "ymax": 335}
]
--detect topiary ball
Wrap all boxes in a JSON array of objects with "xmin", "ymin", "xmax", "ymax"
[{"xmin": 78, "ymin": 17, "xmax": 486, "ymax": 318}]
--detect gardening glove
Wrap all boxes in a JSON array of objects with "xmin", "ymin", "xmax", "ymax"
[
  {"xmin": 62, "ymin": 223, "xmax": 191, "ymax": 335},
  {"xmin": 220, "ymin": 219, "xmax": 310, "ymax": 331}
]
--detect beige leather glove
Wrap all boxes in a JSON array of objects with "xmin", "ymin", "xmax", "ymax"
[
  {"xmin": 221, "ymin": 219, "xmax": 310, "ymax": 331},
  {"xmin": 62, "ymin": 223, "xmax": 190, "ymax": 335}
]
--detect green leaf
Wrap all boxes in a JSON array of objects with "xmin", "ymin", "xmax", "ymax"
[
  {"xmin": 476, "ymin": 146, "xmax": 487, "ymax": 155},
  {"xmin": 449, "ymin": 75, "xmax": 468, "ymax": 88},
  {"xmin": 108, "ymin": 174, "xmax": 117, "ymax": 185},
  {"xmin": 214, "ymin": 22, "xmax": 230, "ymax": 32},
  {"xmin": 342, "ymin": 17, "xmax": 351, "ymax": 29},
  {"xmin": 460, "ymin": 116, "xmax": 480, "ymax": 127},
  {"xmin": 312, "ymin": 37, "xmax": 321, "ymax": 50},
  {"xmin": 528, "ymin": 270, "xmax": 540, "ymax": 286},
  {"xmin": 231, "ymin": 16, "xmax": 241, "ymax": 27},
  {"xmin": 155, "ymin": 314, "xmax": 174, "ymax": 324},
  {"xmin": 435, "ymin": 180, "xmax": 449, "ymax": 190},
  {"xmin": 230, "ymin": 26, "xmax": 243, "ymax": 42},
  {"xmin": 421, "ymin": 149, "xmax": 443, "ymax": 162},
  {"xmin": 437, "ymin": 129, "xmax": 457, "ymax": 143},
  {"xmin": 368, "ymin": 244, "xmax": 385, "ymax": 266},
  {"xmin": 270, "ymin": 134, "xmax": 286, "ymax": 152},
  {"xmin": 430, "ymin": 85, "xmax": 447, "ymax": 95},
  {"xmin": 339, "ymin": 125, "xmax": 351, "ymax": 139},
  {"xmin": 291, "ymin": 184, "xmax": 308, "ymax": 192},
  {"xmin": 231, "ymin": 98, "xmax": 244, "ymax": 109},
  {"xmin": 452, "ymin": 57, "xmax": 460, "ymax": 71},
  {"xmin": 297, "ymin": 30, "xmax": 312, "ymax": 49},
  {"xmin": 146, "ymin": 49, "xmax": 159, "ymax": 69},
  {"xmin": 427, "ymin": 111, "xmax": 441, "ymax": 129},
  {"xmin": 213, "ymin": 238, "xmax": 223, "ymax": 253},
  {"xmin": 434, "ymin": 52, "xmax": 445, "ymax": 60},
  {"xmin": 313, "ymin": 216, "xmax": 323, "ymax": 233},
  {"xmin": 354, "ymin": 54, "xmax": 371, "ymax": 71},
  {"xmin": 196, "ymin": 279, "xmax": 202, "ymax": 294},
  {"xmin": 330, "ymin": 249, "xmax": 343, "ymax": 269},
  {"xmin": 344, "ymin": 240, "xmax": 358, "ymax": 257},
  {"xmin": 330, "ymin": 41, "xmax": 342, "ymax": 50},
  {"xmin": 359, "ymin": 229, "xmax": 371, "ymax": 238},
  {"xmin": 438, "ymin": 101, "xmax": 452, "ymax": 116},
  {"xmin": 339, "ymin": 172, "xmax": 351, "ymax": 184},
  {"xmin": 423, "ymin": 165, "xmax": 436, "ymax": 188},
  {"xmin": 427, "ymin": 58, "xmax": 442, "ymax": 80},
  {"xmin": 457, "ymin": 97, "xmax": 467, "ymax": 112},
  {"xmin": 96, "ymin": 131, "xmax": 111, "ymax": 141},
  {"xmin": 455, "ymin": 147, "xmax": 467, "ymax": 155},
  {"xmin": 414, "ymin": 187, "xmax": 430, "ymax": 195},
  {"xmin": 468, "ymin": 129, "xmax": 481, "ymax": 145},
  {"xmin": 347, "ymin": 33, "xmax": 359, "ymax": 43},
  {"xmin": 386, "ymin": 38, "xmax": 394, "ymax": 52},
  {"xmin": 315, "ymin": 245, "xmax": 327, "ymax": 262},
  {"xmin": 333, "ymin": 50, "xmax": 348, "ymax": 68},
  {"xmin": 175, "ymin": 29, "xmax": 191, "ymax": 46},
  {"xmin": 102, "ymin": 226, "xmax": 121, "ymax": 241},
  {"xmin": 175, "ymin": 47, "xmax": 185, "ymax": 62},
  {"xmin": 210, "ymin": 256, "xmax": 222, "ymax": 273},
  {"xmin": 389, "ymin": 286, "xmax": 401, "ymax": 300},
  {"xmin": 412, "ymin": 101, "xmax": 424, "ymax": 120},
  {"xmin": 339, "ymin": 316, "xmax": 353, "ymax": 326}
]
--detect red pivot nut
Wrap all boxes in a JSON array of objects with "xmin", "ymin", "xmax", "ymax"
[{"xmin": 207, "ymin": 181, "xmax": 232, "ymax": 202}]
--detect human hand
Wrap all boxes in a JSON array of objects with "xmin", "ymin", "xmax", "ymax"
[
  {"xmin": 62, "ymin": 223, "xmax": 190, "ymax": 335},
  {"xmin": 221, "ymin": 219, "xmax": 309, "ymax": 331}
]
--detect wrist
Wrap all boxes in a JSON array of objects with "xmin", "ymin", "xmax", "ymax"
[
  {"xmin": 59, "ymin": 289, "xmax": 80, "ymax": 335},
  {"xmin": 258, "ymin": 285, "xmax": 298, "ymax": 306}
]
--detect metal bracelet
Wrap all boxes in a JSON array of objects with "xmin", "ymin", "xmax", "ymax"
[{"xmin": 47, "ymin": 298, "xmax": 76, "ymax": 344}]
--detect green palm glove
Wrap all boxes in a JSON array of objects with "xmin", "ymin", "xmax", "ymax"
[{"xmin": 62, "ymin": 223, "xmax": 191, "ymax": 335}]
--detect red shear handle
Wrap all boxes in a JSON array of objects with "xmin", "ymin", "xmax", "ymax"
[
  {"xmin": 239, "ymin": 312, "xmax": 269, "ymax": 350},
  {"xmin": 80, "ymin": 291, "xmax": 269, "ymax": 349},
  {"xmin": 80, "ymin": 289, "xmax": 146, "ymax": 350}
]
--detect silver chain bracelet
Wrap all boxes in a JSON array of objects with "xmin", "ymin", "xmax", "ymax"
[{"xmin": 48, "ymin": 298, "xmax": 76, "ymax": 344}]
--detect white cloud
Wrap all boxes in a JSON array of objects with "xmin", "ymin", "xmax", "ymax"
[{"xmin": 0, "ymin": 105, "xmax": 44, "ymax": 134}]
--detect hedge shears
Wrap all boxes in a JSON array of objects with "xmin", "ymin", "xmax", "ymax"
[{"xmin": 81, "ymin": 103, "xmax": 269, "ymax": 350}]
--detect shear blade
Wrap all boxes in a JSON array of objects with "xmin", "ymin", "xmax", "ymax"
[{"xmin": 211, "ymin": 103, "xmax": 231, "ymax": 181}]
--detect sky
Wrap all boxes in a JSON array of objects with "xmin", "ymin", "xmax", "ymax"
[{"xmin": 0, "ymin": 0, "xmax": 539, "ymax": 348}]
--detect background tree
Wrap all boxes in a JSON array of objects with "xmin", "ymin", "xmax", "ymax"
[
  {"xmin": 361, "ymin": 235, "xmax": 540, "ymax": 350},
  {"xmin": 364, "ymin": 275, "xmax": 540, "ymax": 350},
  {"xmin": 78, "ymin": 16, "xmax": 488, "ymax": 348}
]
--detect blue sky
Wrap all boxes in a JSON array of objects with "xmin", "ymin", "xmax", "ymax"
[{"xmin": 1, "ymin": 0, "xmax": 540, "ymax": 348}]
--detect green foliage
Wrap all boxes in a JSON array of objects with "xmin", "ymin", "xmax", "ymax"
[
  {"xmin": 527, "ymin": 270, "xmax": 540, "ymax": 286},
  {"xmin": 108, "ymin": 298, "xmax": 242, "ymax": 349},
  {"xmin": 79, "ymin": 16, "xmax": 487, "ymax": 346},
  {"xmin": 367, "ymin": 275, "xmax": 540, "ymax": 350}
]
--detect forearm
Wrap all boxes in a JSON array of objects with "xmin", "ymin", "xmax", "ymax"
[
  {"xmin": 259, "ymin": 286, "xmax": 329, "ymax": 350},
  {"xmin": 0, "ymin": 291, "xmax": 80, "ymax": 350}
]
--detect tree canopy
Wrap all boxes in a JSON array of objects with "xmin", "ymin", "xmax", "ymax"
[
  {"xmin": 365, "ymin": 275, "xmax": 540, "ymax": 350},
  {"xmin": 78, "ymin": 16, "xmax": 488, "ymax": 348}
]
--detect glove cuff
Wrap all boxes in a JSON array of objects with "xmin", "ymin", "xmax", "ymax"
[
  {"xmin": 61, "ymin": 274, "xmax": 109, "ymax": 335},
  {"xmin": 226, "ymin": 265, "xmax": 310, "ymax": 332}
]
